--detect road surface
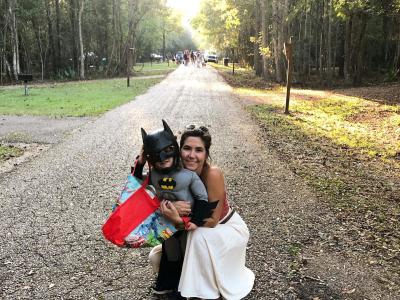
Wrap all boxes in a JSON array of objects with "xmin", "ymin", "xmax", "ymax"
[{"xmin": 0, "ymin": 66, "xmax": 392, "ymax": 299}]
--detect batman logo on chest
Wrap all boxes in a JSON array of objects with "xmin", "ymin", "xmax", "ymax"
[{"xmin": 158, "ymin": 177, "xmax": 177, "ymax": 190}]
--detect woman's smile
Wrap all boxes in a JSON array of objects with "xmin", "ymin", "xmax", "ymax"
[{"xmin": 183, "ymin": 159, "xmax": 199, "ymax": 169}]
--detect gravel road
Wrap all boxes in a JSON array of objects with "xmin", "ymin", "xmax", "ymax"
[{"xmin": 0, "ymin": 66, "xmax": 393, "ymax": 299}]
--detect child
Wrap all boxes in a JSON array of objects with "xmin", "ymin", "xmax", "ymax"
[{"xmin": 132, "ymin": 119, "xmax": 217, "ymax": 231}]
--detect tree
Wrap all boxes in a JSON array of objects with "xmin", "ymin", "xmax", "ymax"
[
  {"xmin": 8, "ymin": 0, "xmax": 20, "ymax": 80},
  {"xmin": 78, "ymin": 0, "xmax": 85, "ymax": 79},
  {"xmin": 260, "ymin": 0, "xmax": 271, "ymax": 80},
  {"xmin": 252, "ymin": 0, "xmax": 262, "ymax": 75}
]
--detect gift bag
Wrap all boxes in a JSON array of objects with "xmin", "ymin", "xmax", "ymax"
[{"xmin": 102, "ymin": 173, "xmax": 177, "ymax": 248}]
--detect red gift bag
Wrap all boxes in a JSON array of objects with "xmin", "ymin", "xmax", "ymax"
[{"xmin": 102, "ymin": 176, "xmax": 160, "ymax": 247}]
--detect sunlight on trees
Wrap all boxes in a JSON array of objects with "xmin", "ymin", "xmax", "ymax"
[{"xmin": 192, "ymin": 0, "xmax": 400, "ymax": 85}]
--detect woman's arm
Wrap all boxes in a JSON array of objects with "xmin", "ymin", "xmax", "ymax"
[{"xmin": 201, "ymin": 166, "xmax": 226, "ymax": 228}]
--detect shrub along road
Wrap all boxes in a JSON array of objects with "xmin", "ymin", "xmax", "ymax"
[{"xmin": 0, "ymin": 66, "xmax": 397, "ymax": 299}]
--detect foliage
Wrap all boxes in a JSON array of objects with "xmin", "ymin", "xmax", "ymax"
[
  {"xmin": 0, "ymin": 0, "xmax": 193, "ymax": 81},
  {"xmin": 192, "ymin": 0, "xmax": 400, "ymax": 85},
  {"xmin": 192, "ymin": 0, "xmax": 244, "ymax": 50}
]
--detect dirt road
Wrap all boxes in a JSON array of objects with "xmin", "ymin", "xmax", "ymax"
[{"xmin": 0, "ymin": 66, "xmax": 395, "ymax": 299}]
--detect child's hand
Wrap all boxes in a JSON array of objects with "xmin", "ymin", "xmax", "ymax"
[
  {"xmin": 186, "ymin": 222, "xmax": 198, "ymax": 231},
  {"xmin": 138, "ymin": 145, "xmax": 146, "ymax": 164}
]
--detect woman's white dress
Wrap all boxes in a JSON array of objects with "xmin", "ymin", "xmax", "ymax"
[{"xmin": 178, "ymin": 209, "xmax": 255, "ymax": 299}]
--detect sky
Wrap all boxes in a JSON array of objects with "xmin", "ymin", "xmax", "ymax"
[{"xmin": 166, "ymin": 0, "xmax": 201, "ymax": 30}]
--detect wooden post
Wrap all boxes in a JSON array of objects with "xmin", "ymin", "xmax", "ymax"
[
  {"xmin": 284, "ymin": 37, "xmax": 293, "ymax": 114},
  {"xmin": 232, "ymin": 48, "xmax": 235, "ymax": 75},
  {"xmin": 127, "ymin": 48, "xmax": 134, "ymax": 87}
]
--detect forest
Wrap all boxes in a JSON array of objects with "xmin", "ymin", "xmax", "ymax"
[
  {"xmin": 193, "ymin": 0, "xmax": 400, "ymax": 85},
  {"xmin": 0, "ymin": 0, "xmax": 194, "ymax": 83},
  {"xmin": 1, "ymin": 0, "xmax": 400, "ymax": 86}
]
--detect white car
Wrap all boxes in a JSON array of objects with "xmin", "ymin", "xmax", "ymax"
[
  {"xmin": 150, "ymin": 53, "xmax": 163, "ymax": 61},
  {"xmin": 206, "ymin": 54, "xmax": 218, "ymax": 63}
]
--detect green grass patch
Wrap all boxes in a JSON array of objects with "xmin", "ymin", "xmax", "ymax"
[
  {"xmin": 133, "ymin": 61, "xmax": 178, "ymax": 76},
  {"xmin": 288, "ymin": 242, "xmax": 302, "ymax": 257},
  {"xmin": 287, "ymin": 242, "xmax": 303, "ymax": 278},
  {"xmin": 250, "ymin": 95, "xmax": 400, "ymax": 159},
  {"xmin": 0, "ymin": 77, "xmax": 163, "ymax": 117},
  {"xmin": 212, "ymin": 63, "xmax": 273, "ymax": 89},
  {"xmin": 0, "ymin": 145, "xmax": 24, "ymax": 162}
]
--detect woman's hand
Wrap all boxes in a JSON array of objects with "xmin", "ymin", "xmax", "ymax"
[
  {"xmin": 171, "ymin": 201, "xmax": 191, "ymax": 217},
  {"xmin": 160, "ymin": 200, "xmax": 182, "ymax": 225}
]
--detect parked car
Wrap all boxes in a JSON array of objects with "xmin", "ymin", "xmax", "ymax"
[
  {"xmin": 206, "ymin": 54, "xmax": 218, "ymax": 63},
  {"xmin": 150, "ymin": 53, "xmax": 163, "ymax": 61}
]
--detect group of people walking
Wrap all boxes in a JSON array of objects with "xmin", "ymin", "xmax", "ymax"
[{"xmin": 176, "ymin": 50, "xmax": 205, "ymax": 67}]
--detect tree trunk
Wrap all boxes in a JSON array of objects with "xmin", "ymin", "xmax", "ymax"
[
  {"xmin": 78, "ymin": 0, "xmax": 85, "ymax": 80},
  {"xmin": 352, "ymin": 12, "xmax": 368, "ymax": 85},
  {"xmin": 8, "ymin": 0, "xmax": 20, "ymax": 80},
  {"xmin": 302, "ymin": 0, "xmax": 308, "ymax": 77},
  {"xmin": 344, "ymin": 12, "xmax": 353, "ymax": 81},
  {"xmin": 337, "ymin": 22, "xmax": 345, "ymax": 77},
  {"xmin": 3, "ymin": 55, "xmax": 12, "ymax": 80},
  {"xmin": 281, "ymin": 0, "xmax": 289, "ymax": 79},
  {"xmin": 333, "ymin": 22, "xmax": 339, "ymax": 77},
  {"xmin": 69, "ymin": 0, "xmax": 79, "ymax": 73},
  {"xmin": 318, "ymin": 0, "xmax": 325, "ymax": 78},
  {"xmin": 394, "ymin": 18, "xmax": 400, "ymax": 77},
  {"xmin": 315, "ymin": 6, "xmax": 319, "ymax": 73},
  {"xmin": 272, "ymin": 0, "xmax": 283, "ymax": 82},
  {"xmin": 253, "ymin": 0, "xmax": 262, "ymax": 76},
  {"xmin": 46, "ymin": 0, "xmax": 57, "ymax": 76},
  {"xmin": 382, "ymin": 15, "xmax": 389, "ymax": 66},
  {"xmin": 261, "ymin": 0, "xmax": 270, "ymax": 80},
  {"xmin": 106, "ymin": 0, "xmax": 118, "ymax": 74},
  {"xmin": 31, "ymin": 19, "xmax": 45, "ymax": 81},
  {"xmin": 55, "ymin": 0, "xmax": 62, "ymax": 71},
  {"xmin": 162, "ymin": 30, "xmax": 166, "ymax": 61},
  {"xmin": 327, "ymin": 0, "xmax": 332, "ymax": 80}
]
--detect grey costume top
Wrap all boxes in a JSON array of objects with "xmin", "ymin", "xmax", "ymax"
[{"xmin": 150, "ymin": 168, "xmax": 208, "ymax": 205}]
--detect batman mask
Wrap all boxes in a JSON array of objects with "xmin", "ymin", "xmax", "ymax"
[{"xmin": 141, "ymin": 120, "xmax": 180, "ymax": 172}]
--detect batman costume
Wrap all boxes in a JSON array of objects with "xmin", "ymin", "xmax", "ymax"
[
  {"xmin": 132, "ymin": 120, "xmax": 218, "ymax": 294},
  {"xmin": 133, "ymin": 119, "xmax": 218, "ymax": 228}
]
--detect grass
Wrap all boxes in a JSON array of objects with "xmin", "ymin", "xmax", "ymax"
[
  {"xmin": 211, "ymin": 64, "xmax": 400, "ymax": 274},
  {"xmin": 247, "ymin": 93, "xmax": 400, "ymax": 159},
  {"xmin": 0, "ymin": 77, "xmax": 163, "ymax": 117},
  {"xmin": 212, "ymin": 63, "xmax": 273, "ymax": 89},
  {"xmin": 133, "ymin": 61, "xmax": 178, "ymax": 76},
  {"xmin": 0, "ymin": 145, "xmax": 23, "ymax": 161}
]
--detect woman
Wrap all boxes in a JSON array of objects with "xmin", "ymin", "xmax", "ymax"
[{"xmin": 152, "ymin": 125, "xmax": 254, "ymax": 299}]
